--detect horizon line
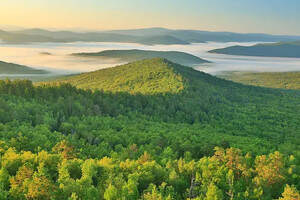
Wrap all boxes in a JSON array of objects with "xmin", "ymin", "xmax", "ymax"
[{"xmin": 1, "ymin": 25, "xmax": 300, "ymax": 37}]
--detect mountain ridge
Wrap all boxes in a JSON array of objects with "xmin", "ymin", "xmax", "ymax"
[
  {"xmin": 71, "ymin": 49, "xmax": 209, "ymax": 66},
  {"xmin": 3, "ymin": 27, "xmax": 300, "ymax": 44},
  {"xmin": 0, "ymin": 60, "xmax": 48, "ymax": 74},
  {"xmin": 209, "ymin": 40, "xmax": 300, "ymax": 58}
]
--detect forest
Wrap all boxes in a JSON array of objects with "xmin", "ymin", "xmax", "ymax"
[
  {"xmin": 0, "ymin": 58, "xmax": 299, "ymax": 199},
  {"xmin": 221, "ymin": 72, "xmax": 300, "ymax": 90}
]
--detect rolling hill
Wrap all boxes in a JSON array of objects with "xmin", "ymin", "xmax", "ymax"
[
  {"xmin": 209, "ymin": 41, "xmax": 300, "ymax": 58},
  {"xmin": 0, "ymin": 60, "xmax": 48, "ymax": 74},
  {"xmin": 34, "ymin": 58, "xmax": 300, "ymax": 150},
  {"xmin": 71, "ymin": 49, "xmax": 209, "ymax": 66},
  {"xmin": 35, "ymin": 58, "xmax": 300, "ymax": 130},
  {"xmin": 220, "ymin": 71, "xmax": 300, "ymax": 90},
  {"xmin": 52, "ymin": 58, "xmax": 186, "ymax": 94}
]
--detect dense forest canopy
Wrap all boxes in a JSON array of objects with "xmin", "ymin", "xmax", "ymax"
[
  {"xmin": 52, "ymin": 58, "xmax": 187, "ymax": 94},
  {"xmin": 220, "ymin": 72, "xmax": 300, "ymax": 90},
  {"xmin": 0, "ymin": 58, "xmax": 300, "ymax": 199}
]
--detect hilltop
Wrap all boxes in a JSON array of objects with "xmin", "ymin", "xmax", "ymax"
[
  {"xmin": 72, "ymin": 49, "xmax": 209, "ymax": 66},
  {"xmin": 209, "ymin": 41, "xmax": 300, "ymax": 58},
  {"xmin": 53, "ymin": 58, "xmax": 186, "ymax": 94},
  {"xmin": 0, "ymin": 60, "xmax": 48, "ymax": 74}
]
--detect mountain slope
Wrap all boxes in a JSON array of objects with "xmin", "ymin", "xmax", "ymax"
[
  {"xmin": 221, "ymin": 71, "xmax": 300, "ymax": 90},
  {"xmin": 50, "ymin": 58, "xmax": 300, "ymax": 131},
  {"xmin": 33, "ymin": 58, "xmax": 300, "ymax": 149},
  {"xmin": 209, "ymin": 41, "xmax": 300, "ymax": 58},
  {"xmin": 72, "ymin": 49, "xmax": 209, "ymax": 66},
  {"xmin": 0, "ymin": 60, "xmax": 47, "ymax": 74},
  {"xmin": 54, "ymin": 58, "xmax": 186, "ymax": 94}
]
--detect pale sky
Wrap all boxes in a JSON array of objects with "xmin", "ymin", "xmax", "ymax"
[{"xmin": 1, "ymin": 0, "xmax": 300, "ymax": 35}]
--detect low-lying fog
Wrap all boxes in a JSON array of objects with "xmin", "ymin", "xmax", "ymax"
[{"xmin": 1, "ymin": 41, "xmax": 300, "ymax": 75}]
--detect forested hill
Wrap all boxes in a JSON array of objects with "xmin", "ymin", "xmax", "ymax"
[
  {"xmin": 48, "ymin": 58, "xmax": 300, "ymax": 127},
  {"xmin": 72, "ymin": 49, "xmax": 209, "ymax": 66},
  {"xmin": 221, "ymin": 71, "xmax": 300, "ymax": 90},
  {"xmin": 0, "ymin": 58, "xmax": 300, "ymax": 199},
  {"xmin": 0, "ymin": 60, "xmax": 48, "ymax": 74},
  {"xmin": 53, "ymin": 58, "xmax": 187, "ymax": 94},
  {"xmin": 209, "ymin": 41, "xmax": 300, "ymax": 58}
]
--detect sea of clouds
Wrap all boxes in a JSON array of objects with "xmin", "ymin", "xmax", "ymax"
[{"xmin": 0, "ymin": 41, "xmax": 300, "ymax": 75}]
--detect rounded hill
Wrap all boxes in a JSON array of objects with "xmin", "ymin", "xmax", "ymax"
[
  {"xmin": 56, "ymin": 58, "xmax": 187, "ymax": 94},
  {"xmin": 72, "ymin": 49, "xmax": 210, "ymax": 66}
]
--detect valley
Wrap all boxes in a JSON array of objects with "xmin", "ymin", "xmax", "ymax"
[{"xmin": 1, "ymin": 41, "xmax": 300, "ymax": 75}]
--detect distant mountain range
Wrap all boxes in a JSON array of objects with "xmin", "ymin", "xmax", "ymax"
[
  {"xmin": 209, "ymin": 41, "xmax": 300, "ymax": 58},
  {"xmin": 106, "ymin": 27, "xmax": 300, "ymax": 43},
  {"xmin": 135, "ymin": 35, "xmax": 189, "ymax": 45},
  {"xmin": 71, "ymin": 49, "xmax": 209, "ymax": 66},
  {"xmin": 0, "ymin": 29, "xmax": 64, "ymax": 43},
  {"xmin": 0, "ymin": 60, "xmax": 48, "ymax": 74},
  {"xmin": 1, "ymin": 27, "xmax": 300, "ymax": 45}
]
